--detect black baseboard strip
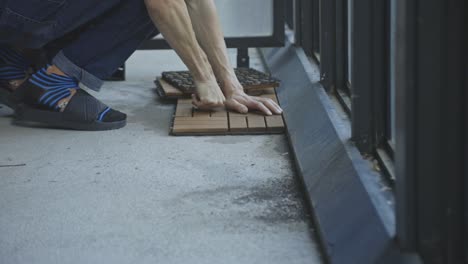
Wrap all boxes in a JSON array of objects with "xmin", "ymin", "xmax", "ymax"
[{"xmin": 259, "ymin": 43, "xmax": 422, "ymax": 264}]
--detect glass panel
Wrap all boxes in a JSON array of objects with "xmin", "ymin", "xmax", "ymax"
[
  {"xmin": 215, "ymin": 0, "xmax": 274, "ymax": 37},
  {"xmin": 154, "ymin": 0, "xmax": 275, "ymax": 39}
]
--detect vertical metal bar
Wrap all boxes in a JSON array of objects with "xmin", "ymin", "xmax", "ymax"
[
  {"xmin": 272, "ymin": 0, "xmax": 286, "ymax": 45},
  {"xmin": 415, "ymin": 0, "xmax": 445, "ymax": 260},
  {"xmin": 335, "ymin": 0, "xmax": 346, "ymax": 92},
  {"xmin": 312, "ymin": 0, "xmax": 321, "ymax": 54},
  {"xmin": 395, "ymin": 0, "xmax": 418, "ymax": 250},
  {"xmin": 319, "ymin": 0, "xmax": 336, "ymax": 91},
  {"xmin": 396, "ymin": 0, "xmax": 467, "ymax": 263},
  {"xmin": 462, "ymin": 8, "xmax": 468, "ymax": 263},
  {"xmin": 301, "ymin": 0, "xmax": 314, "ymax": 56},
  {"xmin": 285, "ymin": 0, "xmax": 294, "ymax": 29},
  {"xmin": 294, "ymin": 0, "xmax": 302, "ymax": 44},
  {"xmin": 464, "ymin": 3, "xmax": 468, "ymax": 260},
  {"xmin": 443, "ymin": 1, "xmax": 465, "ymax": 262},
  {"xmin": 350, "ymin": 0, "xmax": 374, "ymax": 153},
  {"xmin": 372, "ymin": 0, "xmax": 389, "ymax": 147},
  {"xmin": 237, "ymin": 48, "xmax": 250, "ymax": 68}
]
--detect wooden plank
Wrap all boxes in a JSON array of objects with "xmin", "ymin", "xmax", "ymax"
[
  {"xmin": 247, "ymin": 113, "xmax": 267, "ymax": 131},
  {"xmin": 260, "ymin": 93, "xmax": 279, "ymax": 103},
  {"xmin": 178, "ymin": 99, "xmax": 193, "ymax": 105},
  {"xmin": 229, "ymin": 117, "xmax": 248, "ymax": 132},
  {"xmin": 265, "ymin": 115, "xmax": 285, "ymax": 132},
  {"xmin": 174, "ymin": 117, "xmax": 227, "ymax": 124},
  {"xmin": 193, "ymin": 110, "xmax": 211, "ymax": 118},
  {"xmin": 247, "ymin": 87, "xmax": 277, "ymax": 96},
  {"xmin": 210, "ymin": 110, "xmax": 228, "ymax": 118},
  {"xmin": 173, "ymin": 116, "xmax": 228, "ymax": 133},
  {"xmin": 228, "ymin": 111, "xmax": 248, "ymax": 117},
  {"xmin": 175, "ymin": 103, "xmax": 193, "ymax": 117},
  {"xmin": 158, "ymin": 78, "xmax": 184, "ymax": 97}
]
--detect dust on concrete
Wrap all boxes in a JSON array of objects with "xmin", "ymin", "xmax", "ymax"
[
  {"xmin": 232, "ymin": 177, "xmax": 308, "ymax": 225},
  {"xmin": 204, "ymin": 136, "xmax": 253, "ymax": 145},
  {"xmin": 171, "ymin": 175, "xmax": 309, "ymax": 226}
]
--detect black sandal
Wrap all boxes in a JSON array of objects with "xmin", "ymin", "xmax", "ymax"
[
  {"xmin": 0, "ymin": 83, "xmax": 16, "ymax": 110},
  {"xmin": 13, "ymin": 87, "xmax": 127, "ymax": 131}
]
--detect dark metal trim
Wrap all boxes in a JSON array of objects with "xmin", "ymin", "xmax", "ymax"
[
  {"xmin": 139, "ymin": 0, "xmax": 285, "ymax": 50},
  {"xmin": 261, "ymin": 41, "xmax": 422, "ymax": 264}
]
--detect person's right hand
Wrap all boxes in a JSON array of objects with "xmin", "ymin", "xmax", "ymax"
[{"xmin": 192, "ymin": 80, "xmax": 226, "ymax": 110}]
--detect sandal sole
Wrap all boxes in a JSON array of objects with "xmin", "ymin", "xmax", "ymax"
[
  {"xmin": 14, "ymin": 104, "xmax": 127, "ymax": 131},
  {"xmin": 0, "ymin": 87, "xmax": 17, "ymax": 110}
]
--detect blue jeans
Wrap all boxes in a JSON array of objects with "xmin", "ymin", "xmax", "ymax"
[{"xmin": 0, "ymin": 0, "xmax": 159, "ymax": 91}]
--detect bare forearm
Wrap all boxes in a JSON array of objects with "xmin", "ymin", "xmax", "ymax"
[
  {"xmin": 144, "ymin": 0, "xmax": 215, "ymax": 84},
  {"xmin": 185, "ymin": 0, "xmax": 242, "ymax": 94}
]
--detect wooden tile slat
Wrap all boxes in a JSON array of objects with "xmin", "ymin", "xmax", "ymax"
[
  {"xmin": 228, "ymin": 111, "xmax": 248, "ymax": 117},
  {"xmin": 175, "ymin": 103, "xmax": 193, "ymax": 117},
  {"xmin": 178, "ymin": 99, "xmax": 193, "ymax": 105},
  {"xmin": 193, "ymin": 110, "xmax": 211, "ymax": 118},
  {"xmin": 210, "ymin": 110, "xmax": 228, "ymax": 118},
  {"xmin": 266, "ymin": 115, "xmax": 285, "ymax": 132},
  {"xmin": 229, "ymin": 117, "xmax": 248, "ymax": 132},
  {"xmin": 260, "ymin": 93, "xmax": 279, "ymax": 103},
  {"xmin": 173, "ymin": 117, "xmax": 228, "ymax": 133},
  {"xmin": 174, "ymin": 117, "xmax": 227, "ymax": 125},
  {"xmin": 159, "ymin": 78, "xmax": 184, "ymax": 97},
  {"xmin": 247, "ymin": 113, "xmax": 267, "ymax": 132}
]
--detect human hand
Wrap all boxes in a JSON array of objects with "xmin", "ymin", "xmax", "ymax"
[
  {"xmin": 224, "ymin": 90, "xmax": 283, "ymax": 116},
  {"xmin": 192, "ymin": 80, "xmax": 226, "ymax": 110}
]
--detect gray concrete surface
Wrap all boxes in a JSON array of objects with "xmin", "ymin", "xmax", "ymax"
[{"xmin": 0, "ymin": 49, "xmax": 323, "ymax": 264}]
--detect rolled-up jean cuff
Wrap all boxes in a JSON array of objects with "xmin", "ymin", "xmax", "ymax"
[{"xmin": 52, "ymin": 51, "xmax": 103, "ymax": 91}]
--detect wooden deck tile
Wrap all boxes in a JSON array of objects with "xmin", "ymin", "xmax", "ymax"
[{"xmin": 171, "ymin": 88, "xmax": 284, "ymax": 135}]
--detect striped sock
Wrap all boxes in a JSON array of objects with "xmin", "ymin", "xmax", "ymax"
[
  {"xmin": 0, "ymin": 45, "xmax": 28, "ymax": 82},
  {"xmin": 29, "ymin": 66, "xmax": 79, "ymax": 111}
]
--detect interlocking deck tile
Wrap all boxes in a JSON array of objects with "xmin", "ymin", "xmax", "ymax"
[{"xmin": 170, "ymin": 87, "xmax": 284, "ymax": 136}]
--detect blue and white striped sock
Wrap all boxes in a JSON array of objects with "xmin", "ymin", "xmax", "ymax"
[
  {"xmin": 29, "ymin": 66, "xmax": 79, "ymax": 111},
  {"xmin": 0, "ymin": 45, "xmax": 29, "ymax": 82}
]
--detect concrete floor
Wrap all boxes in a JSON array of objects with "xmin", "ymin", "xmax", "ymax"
[{"xmin": 0, "ymin": 49, "xmax": 323, "ymax": 264}]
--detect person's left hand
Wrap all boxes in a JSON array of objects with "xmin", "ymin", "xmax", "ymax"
[
  {"xmin": 192, "ymin": 79, "xmax": 226, "ymax": 110},
  {"xmin": 224, "ymin": 90, "xmax": 283, "ymax": 116}
]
